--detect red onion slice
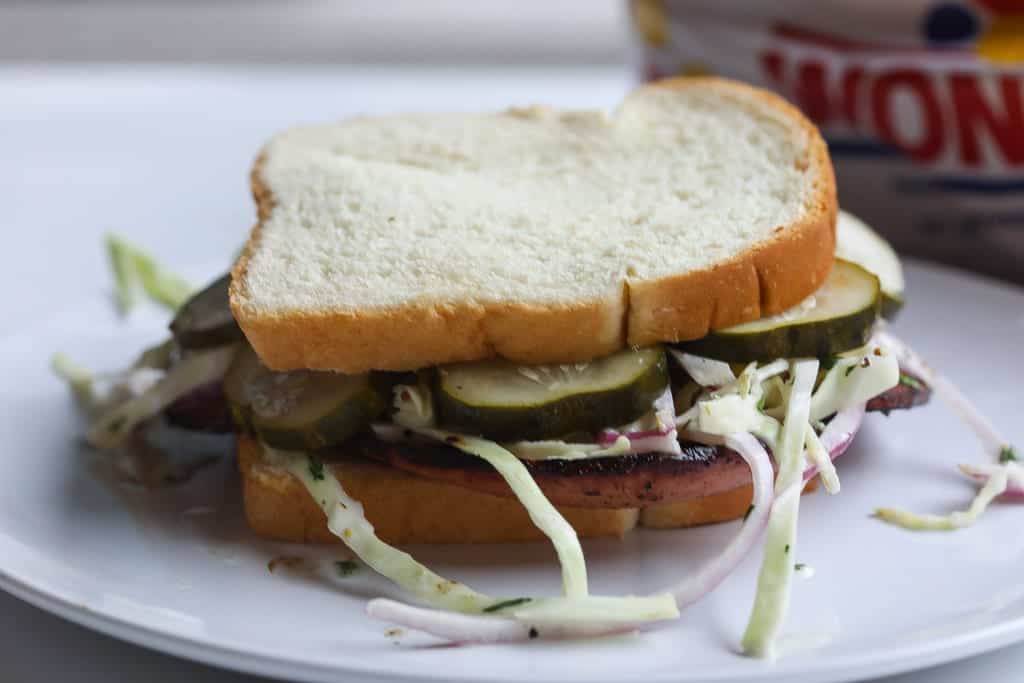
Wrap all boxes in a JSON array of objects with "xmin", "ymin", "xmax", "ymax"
[
  {"xmin": 959, "ymin": 463, "xmax": 1024, "ymax": 500},
  {"xmin": 876, "ymin": 331, "xmax": 1011, "ymax": 460},
  {"xmin": 662, "ymin": 432, "xmax": 775, "ymax": 608},
  {"xmin": 598, "ymin": 387, "xmax": 681, "ymax": 456},
  {"xmin": 365, "ymin": 599, "xmax": 645, "ymax": 644}
]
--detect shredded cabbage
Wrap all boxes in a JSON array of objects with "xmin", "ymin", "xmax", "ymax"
[
  {"xmin": 51, "ymin": 353, "xmax": 97, "ymax": 407},
  {"xmin": 415, "ymin": 428, "xmax": 590, "ymax": 599},
  {"xmin": 691, "ymin": 394, "xmax": 780, "ymax": 448},
  {"xmin": 275, "ymin": 446, "xmax": 678, "ymax": 636},
  {"xmin": 804, "ymin": 426, "xmax": 840, "ymax": 494},
  {"xmin": 366, "ymin": 597, "xmax": 674, "ymax": 644},
  {"xmin": 86, "ymin": 345, "xmax": 236, "ymax": 448},
  {"xmin": 503, "ymin": 437, "xmax": 631, "ymax": 461},
  {"xmin": 52, "ymin": 340, "xmax": 174, "ymax": 418},
  {"xmin": 875, "ymin": 468, "xmax": 1009, "ymax": 530},
  {"xmin": 872, "ymin": 332, "xmax": 1020, "ymax": 532},
  {"xmin": 389, "ymin": 383, "xmax": 588, "ymax": 597},
  {"xmin": 284, "ymin": 348, "xmax": 905, "ymax": 650},
  {"xmin": 511, "ymin": 594, "xmax": 677, "ymax": 624},
  {"xmin": 755, "ymin": 359, "xmax": 790, "ymax": 384},
  {"xmin": 276, "ymin": 448, "xmax": 495, "ymax": 612},
  {"xmin": 106, "ymin": 234, "xmax": 194, "ymax": 313},
  {"xmin": 669, "ymin": 350, "xmax": 736, "ymax": 387},
  {"xmin": 741, "ymin": 359, "xmax": 818, "ymax": 659},
  {"xmin": 810, "ymin": 348, "xmax": 899, "ymax": 423}
]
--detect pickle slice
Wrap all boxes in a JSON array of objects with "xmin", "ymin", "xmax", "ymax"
[
  {"xmin": 678, "ymin": 260, "xmax": 881, "ymax": 363},
  {"xmin": 836, "ymin": 211, "xmax": 905, "ymax": 319},
  {"xmin": 223, "ymin": 343, "xmax": 260, "ymax": 430},
  {"xmin": 224, "ymin": 344, "xmax": 384, "ymax": 449},
  {"xmin": 435, "ymin": 347, "xmax": 669, "ymax": 441},
  {"xmin": 169, "ymin": 273, "xmax": 244, "ymax": 349}
]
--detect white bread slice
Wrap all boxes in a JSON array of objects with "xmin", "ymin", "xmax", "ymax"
[{"xmin": 232, "ymin": 77, "xmax": 836, "ymax": 373}]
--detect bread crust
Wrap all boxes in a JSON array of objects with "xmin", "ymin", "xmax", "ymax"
[
  {"xmin": 237, "ymin": 435, "xmax": 805, "ymax": 544},
  {"xmin": 238, "ymin": 435, "xmax": 638, "ymax": 544},
  {"xmin": 628, "ymin": 78, "xmax": 837, "ymax": 345},
  {"xmin": 232, "ymin": 77, "xmax": 837, "ymax": 373}
]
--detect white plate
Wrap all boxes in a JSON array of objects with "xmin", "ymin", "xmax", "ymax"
[{"xmin": 1, "ymin": 261, "xmax": 1023, "ymax": 683}]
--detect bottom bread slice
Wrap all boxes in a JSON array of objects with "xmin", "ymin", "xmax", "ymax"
[{"xmin": 238, "ymin": 434, "xmax": 798, "ymax": 544}]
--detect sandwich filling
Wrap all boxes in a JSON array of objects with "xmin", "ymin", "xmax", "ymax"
[{"xmin": 56, "ymin": 212, "xmax": 1017, "ymax": 657}]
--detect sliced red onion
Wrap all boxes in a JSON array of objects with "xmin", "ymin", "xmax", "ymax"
[
  {"xmin": 959, "ymin": 463, "xmax": 1024, "ymax": 501},
  {"xmin": 804, "ymin": 405, "xmax": 865, "ymax": 482},
  {"xmin": 876, "ymin": 331, "xmax": 1011, "ymax": 460},
  {"xmin": 599, "ymin": 387, "xmax": 681, "ymax": 456},
  {"xmin": 366, "ymin": 599, "xmax": 643, "ymax": 644},
  {"xmin": 661, "ymin": 431, "xmax": 774, "ymax": 608}
]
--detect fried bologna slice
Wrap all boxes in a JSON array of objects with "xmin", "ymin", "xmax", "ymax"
[{"xmin": 238, "ymin": 435, "xmax": 811, "ymax": 544}]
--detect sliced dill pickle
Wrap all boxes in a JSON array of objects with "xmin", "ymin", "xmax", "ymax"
[
  {"xmin": 224, "ymin": 344, "xmax": 384, "ymax": 448},
  {"xmin": 836, "ymin": 211, "xmax": 905, "ymax": 319},
  {"xmin": 223, "ymin": 343, "xmax": 260, "ymax": 430},
  {"xmin": 169, "ymin": 273, "xmax": 244, "ymax": 349},
  {"xmin": 678, "ymin": 260, "xmax": 881, "ymax": 363},
  {"xmin": 434, "ymin": 347, "xmax": 669, "ymax": 441}
]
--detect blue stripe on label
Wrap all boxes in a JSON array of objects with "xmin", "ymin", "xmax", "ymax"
[
  {"xmin": 826, "ymin": 138, "xmax": 902, "ymax": 158},
  {"xmin": 894, "ymin": 177, "xmax": 1024, "ymax": 195}
]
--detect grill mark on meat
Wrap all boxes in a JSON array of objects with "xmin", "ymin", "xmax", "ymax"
[{"xmin": 348, "ymin": 438, "xmax": 749, "ymax": 509}]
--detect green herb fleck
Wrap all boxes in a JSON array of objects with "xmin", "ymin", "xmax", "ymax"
[
  {"xmin": 844, "ymin": 364, "xmax": 857, "ymax": 377},
  {"xmin": 784, "ymin": 544, "xmax": 791, "ymax": 554},
  {"xmin": 899, "ymin": 374, "xmax": 924, "ymax": 391},
  {"xmin": 483, "ymin": 597, "xmax": 532, "ymax": 613},
  {"xmin": 335, "ymin": 560, "xmax": 359, "ymax": 577},
  {"xmin": 794, "ymin": 563, "xmax": 806, "ymax": 571},
  {"xmin": 308, "ymin": 456, "xmax": 325, "ymax": 481},
  {"xmin": 743, "ymin": 504, "xmax": 755, "ymax": 521},
  {"xmin": 1000, "ymin": 445, "xmax": 1018, "ymax": 463}
]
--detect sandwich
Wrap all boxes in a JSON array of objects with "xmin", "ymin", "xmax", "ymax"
[{"xmin": 60, "ymin": 77, "xmax": 1015, "ymax": 656}]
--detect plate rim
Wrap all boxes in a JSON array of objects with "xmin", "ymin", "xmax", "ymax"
[{"xmin": 5, "ymin": 560, "xmax": 1024, "ymax": 683}]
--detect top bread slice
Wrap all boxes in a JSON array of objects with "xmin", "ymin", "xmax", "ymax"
[{"xmin": 231, "ymin": 77, "xmax": 836, "ymax": 374}]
